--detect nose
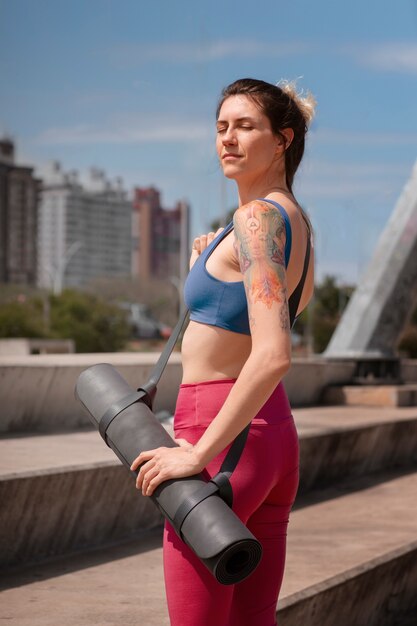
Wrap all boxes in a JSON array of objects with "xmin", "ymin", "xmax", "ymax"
[{"xmin": 222, "ymin": 126, "xmax": 237, "ymax": 145}]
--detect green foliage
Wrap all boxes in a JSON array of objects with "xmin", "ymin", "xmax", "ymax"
[
  {"xmin": 0, "ymin": 288, "xmax": 131, "ymax": 352},
  {"xmin": 410, "ymin": 302, "xmax": 417, "ymax": 326},
  {"xmin": 398, "ymin": 328, "xmax": 417, "ymax": 358},
  {"xmin": 310, "ymin": 275, "xmax": 354, "ymax": 353},
  {"xmin": 0, "ymin": 297, "xmax": 47, "ymax": 338},
  {"xmin": 49, "ymin": 289, "xmax": 130, "ymax": 352}
]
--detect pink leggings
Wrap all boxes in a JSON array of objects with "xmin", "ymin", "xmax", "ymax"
[{"xmin": 163, "ymin": 378, "xmax": 299, "ymax": 626}]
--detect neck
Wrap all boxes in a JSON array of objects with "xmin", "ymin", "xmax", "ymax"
[{"xmin": 235, "ymin": 170, "xmax": 291, "ymax": 206}]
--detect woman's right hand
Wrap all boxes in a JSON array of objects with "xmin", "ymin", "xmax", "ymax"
[{"xmin": 190, "ymin": 227, "xmax": 224, "ymax": 269}]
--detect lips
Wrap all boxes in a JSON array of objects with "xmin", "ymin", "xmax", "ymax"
[{"xmin": 222, "ymin": 153, "xmax": 242, "ymax": 160}]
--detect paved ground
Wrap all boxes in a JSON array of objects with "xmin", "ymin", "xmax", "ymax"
[
  {"xmin": 1, "ymin": 468, "xmax": 416, "ymax": 625},
  {"xmin": 1, "ymin": 404, "xmax": 416, "ymax": 625}
]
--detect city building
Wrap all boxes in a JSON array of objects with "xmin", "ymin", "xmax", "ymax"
[
  {"xmin": 132, "ymin": 186, "xmax": 190, "ymax": 287},
  {"xmin": 37, "ymin": 162, "xmax": 132, "ymax": 291},
  {"xmin": 0, "ymin": 138, "xmax": 41, "ymax": 285}
]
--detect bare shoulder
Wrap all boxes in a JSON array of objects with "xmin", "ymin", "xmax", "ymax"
[
  {"xmin": 268, "ymin": 193, "xmax": 313, "ymax": 237},
  {"xmin": 231, "ymin": 200, "xmax": 288, "ymax": 278},
  {"xmin": 232, "ymin": 199, "xmax": 287, "ymax": 239}
]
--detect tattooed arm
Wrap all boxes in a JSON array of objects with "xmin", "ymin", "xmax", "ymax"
[
  {"xmin": 233, "ymin": 200, "xmax": 291, "ymax": 345},
  {"xmin": 193, "ymin": 200, "xmax": 292, "ymax": 468}
]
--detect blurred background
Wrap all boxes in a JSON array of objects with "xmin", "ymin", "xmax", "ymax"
[
  {"xmin": 1, "ymin": 4, "xmax": 417, "ymax": 625},
  {"xmin": 1, "ymin": 0, "xmax": 416, "ymax": 356}
]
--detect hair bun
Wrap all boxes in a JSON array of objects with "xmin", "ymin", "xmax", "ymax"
[{"xmin": 276, "ymin": 78, "xmax": 317, "ymax": 128}]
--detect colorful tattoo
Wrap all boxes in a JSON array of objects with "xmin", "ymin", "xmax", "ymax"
[{"xmin": 234, "ymin": 201, "xmax": 289, "ymax": 331}]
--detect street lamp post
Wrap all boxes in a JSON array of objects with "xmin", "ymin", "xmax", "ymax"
[
  {"xmin": 168, "ymin": 275, "xmax": 182, "ymax": 318},
  {"xmin": 53, "ymin": 241, "xmax": 83, "ymax": 295}
]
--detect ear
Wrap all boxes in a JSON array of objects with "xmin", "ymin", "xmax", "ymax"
[{"xmin": 280, "ymin": 128, "xmax": 294, "ymax": 150}]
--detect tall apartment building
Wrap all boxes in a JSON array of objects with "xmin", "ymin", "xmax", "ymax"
[
  {"xmin": 37, "ymin": 162, "xmax": 132, "ymax": 291},
  {"xmin": 132, "ymin": 187, "xmax": 190, "ymax": 285},
  {"xmin": 0, "ymin": 138, "xmax": 40, "ymax": 284}
]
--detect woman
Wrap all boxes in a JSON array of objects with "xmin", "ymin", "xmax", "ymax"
[{"xmin": 130, "ymin": 77, "xmax": 316, "ymax": 626}]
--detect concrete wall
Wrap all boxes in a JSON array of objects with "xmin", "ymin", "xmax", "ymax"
[
  {"xmin": 0, "ymin": 352, "xmax": 414, "ymax": 433},
  {"xmin": 401, "ymin": 358, "xmax": 417, "ymax": 383},
  {"xmin": 0, "ymin": 352, "xmax": 183, "ymax": 433}
]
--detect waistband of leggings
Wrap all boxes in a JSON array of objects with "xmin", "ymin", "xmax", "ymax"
[{"xmin": 179, "ymin": 377, "xmax": 238, "ymax": 389}]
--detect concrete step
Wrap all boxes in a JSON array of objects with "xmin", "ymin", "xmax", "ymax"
[
  {"xmin": 322, "ymin": 383, "xmax": 417, "ymax": 407},
  {"xmin": 1, "ymin": 406, "xmax": 416, "ymax": 570},
  {"xmin": 1, "ymin": 469, "xmax": 416, "ymax": 626}
]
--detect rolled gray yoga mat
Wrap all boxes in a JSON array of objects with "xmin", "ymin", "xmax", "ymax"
[{"xmin": 75, "ymin": 363, "xmax": 262, "ymax": 585}]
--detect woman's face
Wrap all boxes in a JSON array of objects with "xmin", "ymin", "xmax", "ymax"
[{"xmin": 216, "ymin": 94, "xmax": 283, "ymax": 181}]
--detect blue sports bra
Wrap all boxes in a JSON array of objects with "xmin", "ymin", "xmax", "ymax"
[{"xmin": 183, "ymin": 198, "xmax": 293, "ymax": 335}]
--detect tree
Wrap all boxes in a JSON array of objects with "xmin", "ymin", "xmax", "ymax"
[
  {"xmin": 0, "ymin": 297, "xmax": 46, "ymax": 338},
  {"xmin": 397, "ymin": 297, "xmax": 417, "ymax": 358},
  {"xmin": 310, "ymin": 275, "xmax": 354, "ymax": 353},
  {"xmin": 0, "ymin": 288, "xmax": 131, "ymax": 352},
  {"xmin": 49, "ymin": 289, "xmax": 130, "ymax": 352}
]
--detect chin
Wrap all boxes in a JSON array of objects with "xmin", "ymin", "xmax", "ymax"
[{"xmin": 221, "ymin": 164, "xmax": 243, "ymax": 180}]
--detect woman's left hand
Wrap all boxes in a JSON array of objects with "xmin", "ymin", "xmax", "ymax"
[{"xmin": 130, "ymin": 441, "xmax": 204, "ymax": 497}]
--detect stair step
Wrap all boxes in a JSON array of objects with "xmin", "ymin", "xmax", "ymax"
[
  {"xmin": 1, "ymin": 470, "xmax": 416, "ymax": 626},
  {"xmin": 322, "ymin": 383, "xmax": 417, "ymax": 407},
  {"xmin": 1, "ymin": 406, "xmax": 416, "ymax": 569},
  {"xmin": 280, "ymin": 470, "xmax": 417, "ymax": 624}
]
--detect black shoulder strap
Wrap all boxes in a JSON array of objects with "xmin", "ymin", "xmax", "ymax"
[{"xmin": 288, "ymin": 224, "xmax": 311, "ymax": 328}]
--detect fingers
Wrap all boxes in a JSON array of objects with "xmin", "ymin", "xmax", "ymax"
[
  {"xmin": 191, "ymin": 233, "xmax": 208, "ymax": 255},
  {"xmin": 138, "ymin": 465, "xmax": 160, "ymax": 496},
  {"xmin": 190, "ymin": 227, "xmax": 224, "ymax": 268},
  {"xmin": 132, "ymin": 448, "xmax": 168, "ymax": 496},
  {"xmin": 130, "ymin": 448, "xmax": 159, "ymax": 473},
  {"xmin": 193, "ymin": 228, "xmax": 224, "ymax": 252},
  {"xmin": 131, "ymin": 445, "xmax": 202, "ymax": 497}
]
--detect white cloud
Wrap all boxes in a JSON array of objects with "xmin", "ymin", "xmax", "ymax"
[
  {"xmin": 302, "ymin": 158, "xmax": 411, "ymax": 177},
  {"xmin": 104, "ymin": 38, "xmax": 417, "ymax": 77},
  {"xmin": 299, "ymin": 177, "xmax": 400, "ymax": 200},
  {"xmin": 342, "ymin": 42, "xmax": 417, "ymax": 74},
  {"xmin": 104, "ymin": 39, "xmax": 313, "ymax": 66},
  {"xmin": 36, "ymin": 118, "xmax": 212, "ymax": 145},
  {"xmin": 310, "ymin": 127, "xmax": 417, "ymax": 146},
  {"xmin": 297, "ymin": 157, "xmax": 413, "ymax": 202}
]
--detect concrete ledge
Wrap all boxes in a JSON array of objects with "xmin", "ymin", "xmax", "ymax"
[
  {"xmin": 0, "ymin": 352, "xmax": 183, "ymax": 433},
  {"xmin": 401, "ymin": 358, "xmax": 417, "ymax": 383},
  {"xmin": 283, "ymin": 356, "xmax": 357, "ymax": 405},
  {"xmin": 0, "ymin": 353, "xmax": 357, "ymax": 433},
  {"xmin": 1, "ymin": 407, "xmax": 416, "ymax": 569},
  {"xmin": 298, "ymin": 412, "xmax": 417, "ymax": 493},
  {"xmin": 0, "ymin": 463, "xmax": 164, "ymax": 570},
  {"xmin": 322, "ymin": 383, "xmax": 417, "ymax": 407},
  {"xmin": 278, "ymin": 542, "xmax": 417, "ymax": 626},
  {"xmin": 0, "ymin": 338, "xmax": 75, "ymax": 355},
  {"xmin": 1, "ymin": 471, "xmax": 416, "ymax": 626}
]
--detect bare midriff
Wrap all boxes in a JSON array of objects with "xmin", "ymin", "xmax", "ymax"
[{"xmin": 181, "ymin": 321, "xmax": 252, "ymax": 384}]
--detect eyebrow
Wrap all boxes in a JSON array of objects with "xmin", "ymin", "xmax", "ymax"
[{"xmin": 216, "ymin": 116, "xmax": 256, "ymax": 126}]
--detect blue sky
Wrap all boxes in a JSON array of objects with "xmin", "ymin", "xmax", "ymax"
[{"xmin": 1, "ymin": 0, "xmax": 416, "ymax": 284}]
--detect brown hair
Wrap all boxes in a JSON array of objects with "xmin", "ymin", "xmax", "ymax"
[{"xmin": 216, "ymin": 77, "xmax": 317, "ymax": 195}]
